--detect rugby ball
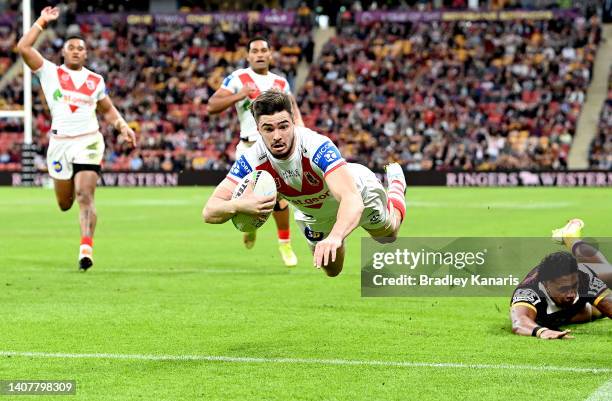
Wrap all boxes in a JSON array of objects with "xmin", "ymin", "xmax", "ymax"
[{"xmin": 231, "ymin": 170, "xmax": 277, "ymax": 232}]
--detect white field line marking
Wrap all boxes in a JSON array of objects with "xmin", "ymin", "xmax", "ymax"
[
  {"xmin": 1, "ymin": 351, "xmax": 611, "ymax": 374},
  {"xmin": 9, "ymin": 267, "xmax": 323, "ymax": 275},
  {"xmin": 408, "ymin": 201, "xmax": 574, "ymax": 209},
  {"xmin": 584, "ymin": 380, "xmax": 612, "ymax": 401}
]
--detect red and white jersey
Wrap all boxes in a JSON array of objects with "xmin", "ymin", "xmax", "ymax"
[
  {"xmin": 220, "ymin": 67, "xmax": 291, "ymax": 141},
  {"xmin": 34, "ymin": 59, "xmax": 106, "ymax": 137},
  {"xmin": 227, "ymin": 126, "xmax": 347, "ymax": 219}
]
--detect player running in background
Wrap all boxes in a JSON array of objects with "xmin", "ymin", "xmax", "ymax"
[
  {"xmin": 207, "ymin": 37, "xmax": 303, "ymax": 267},
  {"xmin": 510, "ymin": 219, "xmax": 612, "ymax": 339},
  {"xmin": 203, "ymin": 90, "xmax": 407, "ymax": 277},
  {"xmin": 17, "ymin": 6, "xmax": 136, "ymax": 271}
]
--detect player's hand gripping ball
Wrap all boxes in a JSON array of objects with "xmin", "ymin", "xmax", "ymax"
[{"xmin": 231, "ymin": 170, "xmax": 277, "ymax": 232}]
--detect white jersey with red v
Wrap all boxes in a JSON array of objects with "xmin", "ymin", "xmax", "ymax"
[
  {"xmin": 227, "ymin": 126, "xmax": 346, "ymax": 219},
  {"xmin": 220, "ymin": 67, "xmax": 291, "ymax": 140},
  {"xmin": 34, "ymin": 59, "xmax": 106, "ymax": 137}
]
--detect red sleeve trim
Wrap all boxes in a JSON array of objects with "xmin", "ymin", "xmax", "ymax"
[
  {"xmin": 323, "ymin": 161, "xmax": 347, "ymax": 178},
  {"xmin": 226, "ymin": 176, "xmax": 239, "ymax": 184}
]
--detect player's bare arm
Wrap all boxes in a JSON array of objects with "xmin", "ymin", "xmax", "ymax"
[
  {"xmin": 594, "ymin": 292, "xmax": 612, "ymax": 318},
  {"xmin": 96, "ymin": 97, "xmax": 136, "ymax": 146},
  {"xmin": 510, "ymin": 305, "xmax": 573, "ymax": 339},
  {"xmin": 313, "ymin": 165, "xmax": 364, "ymax": 268},
  {"xmin": 203, "ymin": 178, "xmax": 275, "ymax": 224},
  {"xmin": 16, "ymin": 6, "xmax": 59, "ymax": 71},
  {"xmin": 207, "ymin": 85, "xmax": 257, "ymax": 114}
]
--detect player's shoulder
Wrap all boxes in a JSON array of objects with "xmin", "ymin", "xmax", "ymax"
[
  {"xmin": 82, "ymin": 66, "xmax": 103, "ymax": 80},
  {"xmin": 34, "ymin": 58, "xmax": 58, "ymax": 74},
  {"xmin": 239, "ymin": 139, "xmax": 269, "ymax": 165},
  {"xmin": 511, "ymin": 286, "xmax": 544, "ymax": 307},
  {"xmin": 299, "ymin": 127, "xmax": 334, "ymax": 151},
  {"xmin": 222, "ymin": 68, "xmax": 247, "ymax": 86},
  {"xmin": 268, "ymin": 70, "xmax": 288, "ymax": 81},
  {"xmin": 578, "ymin": 263, "xmax": 608, "ymax": 296}
]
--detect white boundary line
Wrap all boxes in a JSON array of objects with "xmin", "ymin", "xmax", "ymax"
[
  {"xmin": 1, "ymin": 351, "xmax": 611, "ymax": 374},
  {"xmin": 584, "ymin": 380, "xmax": 612, "ymax": 401}
]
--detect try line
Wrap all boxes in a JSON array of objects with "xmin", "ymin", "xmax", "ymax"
[{"xmin": 1, "ymin": 351, "xmax": 611, "ymax": 374}]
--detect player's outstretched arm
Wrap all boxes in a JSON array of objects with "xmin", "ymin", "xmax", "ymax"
[
  {"xmin": 314, "ymin": 165, "xmax": 364, "ymax": 267},
  {"xmin": 207, "ymin": 85, "xmax": 255, "ymax": 114},
  {"xmin": 17, "ymin": 6, "xmax": 59, "ymax": 71},
  {"xmin": 203, "ymin": 178, "xmax": 275, "ymax": 224},
  {"xmin": 510, "ymin": 305, "xmax": 573, "ymax": 339},
  {"xmin": 97, "ymin": 97, "xmax": 136, "ymax": 147},
  {"xmin": 594, "ymin": 292, "xmax": 612, "ymax": 319}
]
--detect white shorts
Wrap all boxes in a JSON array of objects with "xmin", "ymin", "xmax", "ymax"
[
  {"xmin": 294, "ymin": 163, "xmax": 393, "ymax": 248},
  {"xmin": 46, "ymin": 132, "xmax": 105, "ymax": 180}
]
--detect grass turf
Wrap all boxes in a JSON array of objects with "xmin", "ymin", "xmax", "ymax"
[{"xmin": 0, "ymin": 187, "xmax": 610, "ymax": 400}]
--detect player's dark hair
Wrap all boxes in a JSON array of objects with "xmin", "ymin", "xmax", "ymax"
[
  {"xmin": 537, "ymin": 251, "xmax": 578, "ymax": 282},
  {"xmin": 251, "ymin": 90, "xmax": 293, "ymax": 122},
  {"xmin": 247, "ymin": 36, "xmax": 269, "ymax": 52},
  {"xmin": 64, "ymin": 35, "xmax": 86, "ymax": 46}
]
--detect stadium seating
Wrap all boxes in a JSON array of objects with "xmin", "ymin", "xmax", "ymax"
[
  {"xmin": 589, "ymin": 68, "xmax": 612, "ymax": 170},
  {"xmin": 298, "ymin": 16, "xmax": 601, "ymax": 171},
  {"xmin": 0, "ymin": 16, "xmax": 313, "ymax": 172},
  {"xmin": 0, "ymin": 10, "xmax": 606, "ymax": 173}
]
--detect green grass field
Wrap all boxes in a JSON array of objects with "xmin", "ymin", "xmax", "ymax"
[{"xmin": 0, "ymin": 187, "xmax": 610, "ymax": 401}]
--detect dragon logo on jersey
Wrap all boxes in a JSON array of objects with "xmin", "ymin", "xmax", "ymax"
[
  {"xmin": 86, "ymin": 79, "xmax": 96, "ymax": 90},
  {"xmin": 52, "ymin": 161, "xmax": 63, "ymax": 172},
  {"xmin": 304, "ymin": 171, "xmax": 320, "ymax": 187}
]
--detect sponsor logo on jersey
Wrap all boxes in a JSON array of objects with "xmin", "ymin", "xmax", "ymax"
[
  {"xmin": 230, "ymin": 155, "xmax": 253, "ymax": 179},
  {"xmin": 53, "ymin": 88, "xmax": 62, "ymax": 101},
  {"xmin": 52, "ymin": 161, "xmax": 63, "ymax": 172},
  {"xmin": 312, "ymin": 141, "xmax": 342, "ymax": 172},
  {"xmin": 512, "ymin": 288, "xmax": 541, "ymax": 305},
  {"xmin": 304, "ymin": 227, "xmax": 324, "ymax": 242},
  {"xmin": 280, "ymin": 168, "xmax": 301, "ymax": 181},
  {"xmin": 290, "ymin": 190, "xmax": 331, "ymax": 209}
]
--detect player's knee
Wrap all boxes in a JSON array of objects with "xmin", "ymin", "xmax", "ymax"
[{"xmin": 75, "ymin": 190, "xmax": 93, "ymax": 206}]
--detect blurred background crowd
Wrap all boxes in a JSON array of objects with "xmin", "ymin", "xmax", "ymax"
[{"xmin": 0, "ymin": 0, "xmax": 609, "ymax": 172}]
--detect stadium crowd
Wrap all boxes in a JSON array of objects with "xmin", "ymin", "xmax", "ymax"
[
  {"xmin": 589, "ymin": 69, "xmax": 612, "ymax": 170},
  {"xmin": 299, "ymin": 16, "xmax": 601, "ymax": 171},
  {"xmin": 0, "ymin": 16, "xmax": 314, "ymax": 172},
  {"xmin": 0, "ymin": 6, "xmax": 609, "ymax": 172}
]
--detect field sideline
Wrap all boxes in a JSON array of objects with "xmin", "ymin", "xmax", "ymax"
[{"xmin": 0, "ymin": 187, "xmax": 610, "ymax": 401}]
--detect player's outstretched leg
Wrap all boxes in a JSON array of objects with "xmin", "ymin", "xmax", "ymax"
[
  {"xmin": 366, "ymin": 163, "xmax": 406, "ymax": 242},
  {"xmin": 273, "ymin": 199, "xmax": 298, "ymax": 267},
  {"xmin": 552, "ymin": 218, "xmax": 612, "ymax": 287},
  {"xmin": 53, "ymin": 179, "xmax": 75, "ymax": 211},
  {"xmin": 74, "ymin": 170, "xmax": 98, "ymax": 271}
]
